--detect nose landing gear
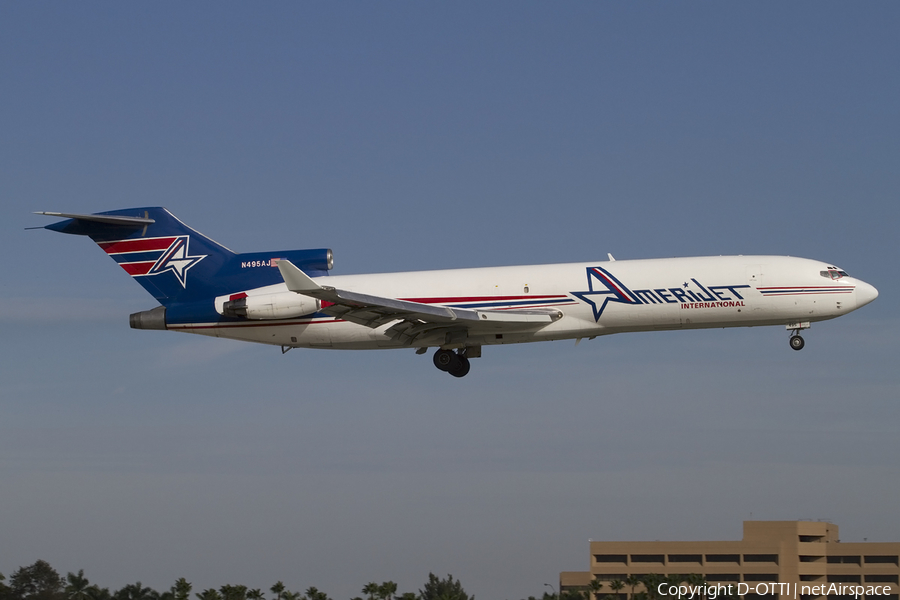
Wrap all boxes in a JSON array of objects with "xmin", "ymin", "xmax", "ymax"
[
  {"xmin": 787, "ymin": 321, "xmax": 810, "ymax": 351},
  {"xmin": 433, "ymin": 348, "xmax": 471, "ymax": 378}
]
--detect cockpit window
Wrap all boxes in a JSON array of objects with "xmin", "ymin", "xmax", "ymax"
[{"xmin": 820, "ymin": 269, "xmax": 849, "ymax": 280}]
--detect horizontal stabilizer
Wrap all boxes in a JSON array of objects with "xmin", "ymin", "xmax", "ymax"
[{"xmin": 35, "ymin": 211, "xmax": 155, "ymax": 226}]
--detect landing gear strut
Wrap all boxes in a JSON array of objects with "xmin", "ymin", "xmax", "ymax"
[{"xmin": 433, "ymin": 348, "xmax": 471, "ymax": 378}]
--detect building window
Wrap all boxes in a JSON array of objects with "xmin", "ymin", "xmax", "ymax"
[
  {"xmin": 595, "ymin": 555, "xmax": 627, "ymax": 564},
  {"xmin": 744, "ymin": 555, "xmax": 779, "ymax": 564},
  {"xmin": 800, "ymin": 536, "xmax": 825, "ymax": 543},
  {"xmin": 743, "ymin": 575, "xmax": 778, "ymax": 582},
  {"xmin": 706, "ymin": 575, "xmax": 740, "ymax": 582},
  {"xmin": 865, "ymin": 575, "xmax": 899, "ymax": 584},
  {"xmin": 593, "ymin": 575, "xmax": 627, "ymax": 582},
  {"xmin": 865, "ymin": 556, "xmax": 900, "ymax": 565},
  {"xmin": 826, "ymin": 576, "xmax": 861, "ymax": 583},
  {"xmin": 669, "ymin": 555, "xmax": 702, "ymax": 563},
  {"xmin": 800, "ymin": 576, "xmax": 823, "ymax": 582},
  {"xmin": 631, "ymin": 555, "xmax": 665, "ymax": 563},
  {"xmin": 800, "ymin": 556, "xmax": 825, "ymax": 563},
  {"xmin": 705, "ymin": 554, "xmax": 740, "ymax": 563},
  {"xmin": 827, "ymin": 556, "xmax": 861, "ymax": 565}
]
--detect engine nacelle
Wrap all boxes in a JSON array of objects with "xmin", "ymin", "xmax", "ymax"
[
  {"xmin": 221, "ymin": 292, "xmax": 320, "ymax": 320},
  {"xmin": 130, "ymin": 306, "xmax": 167, "ymax": 330}
]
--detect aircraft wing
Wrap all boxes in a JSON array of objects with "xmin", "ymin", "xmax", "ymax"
[{"xmin": 277, "ymin": 259, "xmax": 562, "ymax": 345}]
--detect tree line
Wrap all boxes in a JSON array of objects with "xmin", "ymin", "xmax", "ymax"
[
  {"xmin": 0, "ymin": 562, "xmax": 474, "ymax": 600},
  {"xmin": 0, "ymin": 560, "xmax": 728, "ymax": 600}
]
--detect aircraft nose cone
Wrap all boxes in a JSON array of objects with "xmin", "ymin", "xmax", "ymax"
[{"xmin": 855, "ymin": 280, "xmax": 879, "ymax": 307}]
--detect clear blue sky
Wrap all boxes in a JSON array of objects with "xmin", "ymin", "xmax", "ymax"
[{"xmin": 2, "ymin": 3, "xmax": 898, "ymax": 599}]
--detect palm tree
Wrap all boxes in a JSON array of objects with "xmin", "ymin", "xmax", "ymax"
[
  {"xmin": 640, "ymin": 575, "xmax": 664, "ymax": 600},
  {"xmin": 362, "ymin": 584, "xmax": 378, "ymax": 600},
  {"xmin": 66, "ymin": 571, "xmax": 94, "ymax": 600},
  {"xmin": 270, "ymin": 583, "xmax": 285, "ymax": 600},
  {"xmin": 377, "ymin": 582, "xmax": 397, "ymax": 600},
  {"xmin": 219, "ymin": 586, "xmax": 247, "ymax": 600},
  {"xmin": 246, "ymin": 590, "xmax": 263, "ymax": 600},
  {"xmin": 609, "ymin": 580, "xmax": 625, "ymax": 599},
  {"xmin": 587, "ymin": 580, "xmax": 603, "ymax": 600},
  {"xmin": 303, "ymin": 588, "xmax": 330, "ymax": 600},
  {"xmin": 195, "ymin": 591, "xmax": 222, "ymax": 600},
  {"xmin": 116, "ymin": 583, "xmax": 158, "ymax": 600},
  {"xmin": 625, "ymin": 576, "xmax": 641, "ymax": 600},
  {"xmin": 282, "ymin": 592, "xmax": 300, "ymax": 600}
]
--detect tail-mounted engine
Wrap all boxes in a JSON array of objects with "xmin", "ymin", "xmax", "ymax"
[{"xmin": 219, "ymin": 291, "xmax": 320, "ymax": 320}]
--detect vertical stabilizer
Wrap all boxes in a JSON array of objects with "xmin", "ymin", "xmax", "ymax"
[{"xmin": 42, "ymin": 207, "xmax": 235, "ymax": 306}]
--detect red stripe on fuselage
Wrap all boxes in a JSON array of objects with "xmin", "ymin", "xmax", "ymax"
[
  {"xmin": 401, "ymin": 294, "xmax": 566, "ymax": 303},
  {"xmin": 119, "ymin": 261, "xmax": 156, "ymax": 275},
  {"xmin": 757, "ymin": 286, "xmax": 852, "ymax": 290},
  {"xmin": 98, "ymin": 237, "xmax": 176, "ymax": 254}
]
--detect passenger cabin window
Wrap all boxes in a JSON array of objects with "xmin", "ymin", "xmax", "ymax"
[{"xmin": 820, "ymin": 269, "xmax": 849, "ymax": 280}]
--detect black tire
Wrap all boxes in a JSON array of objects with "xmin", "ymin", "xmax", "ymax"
[
  {"xmin": 790, "ymin": 335, "xmax": 805, "ymax": 351},
  {"xmin": 449, "ymin": 355, "xmax": 470, "ymax": 378},
  {"xmin": 433, "ymin": 349, "xmax": 456, "ymax": 371}
]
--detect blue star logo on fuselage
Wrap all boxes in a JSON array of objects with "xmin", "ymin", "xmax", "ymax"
[{"xmin": 571, "ymin": 266, "xmax": 640, "ymax": 321}]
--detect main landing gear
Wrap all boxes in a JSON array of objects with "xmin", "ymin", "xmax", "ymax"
[
  {"xmin": 789, "ymin": 334, "xmax": 805, "ymax": 351},
  {"xmin": 433, "ymin": 348, "xmax": 471, "ymax": 378}
]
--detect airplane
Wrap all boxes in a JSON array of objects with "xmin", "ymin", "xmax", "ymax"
[{"xmin": 35, "ymin": 207, "xmax": 878, "ymax": 378}]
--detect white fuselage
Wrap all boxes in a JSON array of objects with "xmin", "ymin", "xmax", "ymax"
[{"xmin": 168, "ymin": 255, "xmax": 878, "ymax": 350}]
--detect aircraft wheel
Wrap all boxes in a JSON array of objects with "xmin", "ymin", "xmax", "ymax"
[
  {"xmin": 433, "ymin": 349, "xmax": 457, "ymax": 372},
  {"xmin": 790, "ymin": 335, "xmax": 805, "ymax": 351},
  {"xmin": 449, "ymin": 355, "xmax": 470, "ymax": 378}
]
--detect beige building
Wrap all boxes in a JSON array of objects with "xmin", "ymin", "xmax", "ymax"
[{"xmin": 561, "ymin": 521, "xmax": 899, "ymax": 600}]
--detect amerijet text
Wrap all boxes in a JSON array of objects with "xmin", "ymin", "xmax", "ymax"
[{"xmin": 629, "ymin": 280, "xmax": 750, "ymax": 307}]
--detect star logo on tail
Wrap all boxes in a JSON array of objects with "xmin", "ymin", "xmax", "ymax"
[{"xmin": 147, "ymin": 236, "xmax": 206, "ymax": 288}]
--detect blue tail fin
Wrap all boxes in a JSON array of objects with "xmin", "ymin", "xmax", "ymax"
[{"xmin": 42, "ymin": 207, "xmax": 332, "ymax": 309}]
